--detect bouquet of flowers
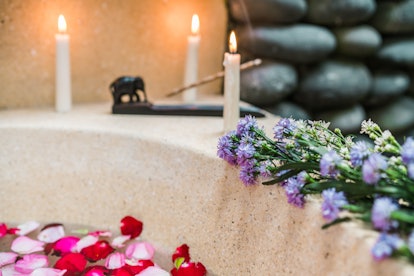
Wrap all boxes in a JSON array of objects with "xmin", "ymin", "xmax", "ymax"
[{"xmin": 217, "ymin": 115, "xmax": 414, "ymax": 263}]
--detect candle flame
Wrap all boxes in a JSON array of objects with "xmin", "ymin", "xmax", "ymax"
[
  {"xmin": 191, "ymin": 14, "xmax": 200, "ymax": 35},
  {"xmin": 229, "ymin": 31, "xmax": 237, "ymax": 54},
  {"xmin": 58, "ymin": 14, "xmax": 67, "ymax": 33}
]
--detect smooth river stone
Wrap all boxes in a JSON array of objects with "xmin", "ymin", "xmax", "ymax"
[
  {"xmin": 408, "ymin": 70, "xmax": 414, "ymax": 97},
  {"xmin": 376, "ymin": 38, "xmax": 414, "ymax": 67},
  {"xmin": 263, "ymin": 101, "xmax": 311, "ymax": 120},
  {"xmin": 364, "ymin": 69, "xmax": 410, "ymax": 107},
  {"xmin": 370, "ymin": 0, "xmax": 414, "ymax": 34},
  {"xmin": 240, "ymin": 60, "xmax": 297, "ymax": 106},
  {"xmin": 314, "ymin": 104, "xmax": 366, "ymax": 134},
  {"xmin": 333, "ymin": 25, "xmax": 382, "ymax": 58},
  {"xmin": 306, "ymin": 0, "xmax": 376, "ymax": 26},
  {"xmin": 227, "ymin": 0, "xmax": 307, "ymax": 24},
  {"xmin": 367, "ymin": 97, "xmax": 414, "ymax": 134},
  {"xmin": 294, "ymin": 59, "xmax": 372, "ymax": 110},
  {"xmin": 237, "ymin": 24, "xmax": 336, "ymax": 64}
]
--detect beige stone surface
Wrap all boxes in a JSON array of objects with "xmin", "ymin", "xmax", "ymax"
[
  {"xmin": 1, "ymin": 102, "xmax": 414, "ymax": 275},
  {"xmin": 0, "ymin": 0, "xmax": 227, "ymax": 109}
]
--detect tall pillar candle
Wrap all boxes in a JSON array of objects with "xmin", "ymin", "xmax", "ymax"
[
  {"xmin": 183, "ymin": 14, "xmax": 200, "ymax": 103},
  {"xmin": 223, "ymin": 31, "xmax": 240, "ymax": 132},
  {"xmin": 55, "ymin": 14, "xmax": 72, "ymax": 113}
]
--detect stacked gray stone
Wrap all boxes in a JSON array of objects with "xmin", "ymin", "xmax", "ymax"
[{"xmin": 227, "ymin": 0, "xmax": 414, "ymax": 136}]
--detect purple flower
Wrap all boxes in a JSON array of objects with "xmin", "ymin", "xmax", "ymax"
[
  {"xmin": 258, "ymin": 160, "xmax": 272, "ymax": 178},
  {"xmin": 371, "ymin": 233, "xmax": 403, "ymax": 261},
  {"xmin": 401, "ymin": 137, "xmax": 414, "ymax": 165},
  {"xmin": 408, "ymin": 231, "xmax": 414, "ymax": 255},
  {"xmin": 321, "ymin": 188, "xmax": 348, "ymax": 222},
  {"xmin": 350, "ymin": 141, "xmax": 371, "ymax": 167},
  {"xmin": 362, "ymin": 153, "xmax": 388, "ymax": 185},
  {"xmin": 217, "ymin": 131, "xmax": 238, "ymax": 165},
  {"xmin": 371, "ymin": 197, "xmax": 398, "ymax": 231},
  {"xmin": 273, "ymin": 118, "xmax": 295, "ymax": 140},
  {"xmin": 236, "ymin": 138, "xmax": 256, "ymax": 165},
  {"xmin": 284, "ymin": 176, "xmax": 305, "ymax": 208},
  {"xmin": 236, "ymin": 115, "xmax": 258, "ymax": 137},
  {"xmin": 320, "ymin": 150, "xmax": 342, "ymax": 178},
  {"xmin": 239, "ymin": 159, "xmax": 258, "ymax": 186},
  {"xmin": 408, "ymin": 163, "xmax": 414, "ymax": 180}
]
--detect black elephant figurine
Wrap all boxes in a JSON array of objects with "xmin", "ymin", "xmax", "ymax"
[{"xmin": 110, "ymin": 76, "xmax": 147, "ymax": 105}]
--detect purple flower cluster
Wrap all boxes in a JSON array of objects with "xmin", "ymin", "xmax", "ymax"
[
  {"xmin": 217, "ymin": 116, "xmax": 264, "ymax": 186},
  {"xmin": 217, "ymin": 130, "xmax": 238, "ymax": 165},
  {"xmin": 236, "ymin": 115, "xmax": 258, "ymax": 137},
  {"xmin": 362, "ymin": 153, "xmax": 388, "ymax": 185},
  {"xmin": 321, "ymin": 188, "xmax": 348, "ymax": 222},
  {"xmin": 350, "ymin": 141, "xmax": 371, "ymax": 167},
  {"xmin": 283, "ymin": 174, "xmax": 306, "ymax": 208},
  {"xmin": 320, "ymin": 150, "xmax": 342, "ymax": 178},
  {"xmin": 401, "ymin": 137, "xmax": 414, "ymax": 179},
  {"xmin": 371, "ymin": 233, "xmax": 403, "ymax": 261},
  {"xmin": 273, "ymin": 118, "xmax": 295, "ymax": 141},
  {"xmin": 408, "ymin": 231, "xmax": 414, "ymax": 255},
  {"xmin": 371, "ymin": 197, "xmax": 399, "ymax": 231}
]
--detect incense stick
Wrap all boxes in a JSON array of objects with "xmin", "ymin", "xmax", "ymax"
[{"xmin": 166, "ymin": 58, "xmax": 262, "ymax": 98}]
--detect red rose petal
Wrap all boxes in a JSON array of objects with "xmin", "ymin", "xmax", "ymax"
[
  {"xmin": 7, "ymin": 227, "xmax": 20, "ymax": 235},
  {"xmin": 120, "ymin": 216, "xmax": 143, "ymax": 239},
  {"xmin": 111, "ymin": 267, "xmax": 134, "ymax": 276},
  {"xmin": 171, "ymin": 261, "xmax": 207, "ymax": 276},
  {"xmin": 84, "ymin": 265, "xmax": 109, "ymax": 276},
  {"xmin": 125, "ymin": 259, "xmax": 154, "ymax": 274},
  {"xmin": 0, "ymin": 223, "xmax": 7, "ymax": 238},
  {"xmin": 172, "ymin": 244, "xmax": 190, "ymax": 263},
  {"xmin": 54, "ymin": 252, "xmax": 87, "ymax": 273},
  {"xmin": 80, "ymin": 240, "xmax": 115, "ymax": 262}
]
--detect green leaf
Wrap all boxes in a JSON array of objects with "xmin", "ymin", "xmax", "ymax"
[
  {"xmin": 174, "ymin": 257, "xmax": 185, "ymax": 269},
  {"xmin": 262, "ymin": 161, "xmax": 319, "ymax": 185},
  {"xmin": 391, "ymin": 210, "xmax": 414, "ymax": 224},
  {"xmin": 321, "ymin": 217, "xmax": 352, "ymax": 229},
  {"xmin": 262, "ymin": 170, "xmax": 300, "ymax": 185}
]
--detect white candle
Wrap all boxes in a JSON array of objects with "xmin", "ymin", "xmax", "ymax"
[
  {"xmin": 223, "ymin": 31, "xmax": 240, "ymax": 132},
  {"xmin": 183, "ymin": 14, "xmax": 200, "ymax": 103},
  {"xmin": 55, "ymin": 14, "xmax": 72, "ymax": 113}
]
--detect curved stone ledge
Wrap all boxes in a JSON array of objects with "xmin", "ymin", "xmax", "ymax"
[{"xmin": 1, "ymin": 103, "xmax": 414, "ymax": 275}]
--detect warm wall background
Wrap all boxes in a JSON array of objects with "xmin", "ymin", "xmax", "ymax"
[{"xmin": 0, "ymin": 0, "xmax": 227, "ymax": 109}]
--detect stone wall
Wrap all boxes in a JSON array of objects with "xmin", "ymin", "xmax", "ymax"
[{"xmin": 227, "ymin": 0, "xmax": 414, "ymax": 138}]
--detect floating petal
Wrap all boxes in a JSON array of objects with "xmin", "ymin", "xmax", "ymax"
[
  {"xmin": 125, "ymin": 242, "xmax": 154, "ymax": 261},
  {"xmin": 11, "ymin": 236, "xmax": 45, "ymax": 254},
  {"xmin": 38, "ymin": 224, "xmax": 65, "ymax": 243}
]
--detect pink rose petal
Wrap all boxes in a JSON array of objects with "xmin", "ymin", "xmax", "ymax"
[
  {"xmin": 0, "ymin": 264, "xmax": 16, "ymax": 275},
  {"xmin": 11, "ymin": 236, "xmax": 45, "ymax": 254},
  {"xmin": 138, "ymin": 266, "xmax": 170, "ymax": 276},
  {"xmin": 31, "ymin": 267, "xmax": 67, "ymax": 276},
  {"xmin": 37, "ymin": 224, "xmax": 65, "ymax": 243},
  {"xmin": 125, "ymin": 242, "xmax": 155, "ymax": 261},
  {"xmin": 105, "ymin": 252, "xmax": 125, "ymax": 269},
  {"xmin": 75, "ymin": 234, "xmax": 99, "ymax": 252},
  {"xmin": 0, "ymin": 252, "xmax": 18, "ymax": 267},
  {"xmin": 16, "ymin": 221, "xmax": 40, "ymax": 236},
  {"xmin": 54, "ymin": 236, "xmax": 80, "ymax": 255},
  {"xmin": 15, "ymin": 254, "xmax": 48, "ymax": 274},
  {"xmin": 0, "ymin": 223, "xmax": 7, "ymax": 238},
  {"xmin": 111, "ymin": 235, "xmax": 131, "ymax": 248}
]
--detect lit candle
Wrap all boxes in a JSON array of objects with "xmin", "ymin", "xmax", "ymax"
[
  {"xmin": 223, "ymin": 31, "xmax": 241, "ymax": 132},
  {"xmin": 183, "ymin": 14, "xmax": 200, "ymax": 103},
  {"xmin": 55, "ymin": 14, "xmax": 71, "ymax": 112}
]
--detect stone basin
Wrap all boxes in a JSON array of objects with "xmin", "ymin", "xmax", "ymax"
[{"xmin": 1, "ymin": 102, "xmax": 414, "ymax": 275}]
